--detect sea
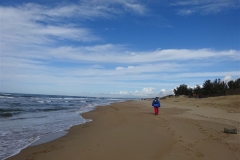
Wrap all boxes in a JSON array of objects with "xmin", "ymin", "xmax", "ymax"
[{"xmin": 0, "ymin": 93, "xmax": 127, "ymax": 160}]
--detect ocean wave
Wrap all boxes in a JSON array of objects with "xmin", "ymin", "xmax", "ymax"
[
  {"xmin": 0, "ymin": 108, "xmax": 23, "ymax": 113},
  {"xmin": 10, "ymin": 115, "xmax": 48, "ymax": 121},
  {"xmin": 0, "ymin": 107, "xmax": 69, "ymax": 115},
  {"xmin": 42, "ymin": 107, "xmax": 68, "ymax": 112},
  {"xmin": 0, "ymin": 96, "xmax": 14, "ymax": 99},
  {"xmin": 0, "ymin": 110, "xmax": 22, "ymax": 118},
  {"xmin": 63, "ymin": 98, "xmax": 75, "ymax": 100},
  {"xmin": 0, "ymin": 112, "xmax": 13, "ymax": 117},
  {"xmin": 48, "ymin": 98, "xmax": 63, "ymax": 100},
  {"xmin": 11, "ymin": 102, "xmax": 21, "ymax": 106}
]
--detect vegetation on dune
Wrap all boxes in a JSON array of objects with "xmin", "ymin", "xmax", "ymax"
[{"xmin": 173, "ymin": 78, "xmax": 240, "ymax": 96}]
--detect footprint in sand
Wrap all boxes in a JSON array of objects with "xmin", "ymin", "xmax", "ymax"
[
  {"xmin": 187, "ymin": 143, "xmax": 194, "ymax": 147},
  {"xmin": 166, "ymin": 128, "xmax": 172, "ymax": 132},
  {"xmin": 177, "ymin": 136, "xmax": 183, "ymax": 142},
  {"xmin": 195, "ymin": 152, "xmax": 204, "ymax": 158},
  {"xmin": 183, "ymin": 147, "xmax": 191, "ymax": 151}
]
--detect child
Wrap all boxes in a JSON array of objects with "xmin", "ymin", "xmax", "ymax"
[{"xmin": 152, "ymin": 97, "xmax": 161, "ymax": 115}]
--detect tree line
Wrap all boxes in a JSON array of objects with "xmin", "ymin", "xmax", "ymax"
[{"xmin": 173, "ymin": 78, "xmax": 240, "ymax": 96}]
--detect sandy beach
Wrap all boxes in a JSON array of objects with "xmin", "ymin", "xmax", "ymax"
[{"xmin": 7, "ymin": 95, "xmax": 240, "ymax": 160}]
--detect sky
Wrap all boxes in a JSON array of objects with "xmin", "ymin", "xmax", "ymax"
[{"xmin": 0, "ymin": 0, "xmax": 240, "ymax": 98}]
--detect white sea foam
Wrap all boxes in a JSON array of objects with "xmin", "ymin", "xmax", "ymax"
[
  {"xmin": 0, "ymin": 96, "xmax": 14, "ymax": 99},
  {"xmin": 48, "ymin": 98, "xmax": 63, "ymax": 100},
  {"xmin": 0, "ymin": 130, "xmax": 11, "ymax": 136}
]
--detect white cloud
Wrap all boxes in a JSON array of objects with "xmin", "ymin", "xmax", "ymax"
[
  {"xmin": 112, "ymin": 87, "xmax": 176, "ymax": 98},
  {"xmin": 119, "ymin": 91, "xmax": 129, "ymax": 95},
  {"xmin": 123, "ymin": 2, "xmax": 147, "ymax": 14},
  {"xmin": 116, "ymin": 67, "xmax": 124, "ymax": 70},
  {"xmin": 55, "ymin": 48, "xmax": 239, "ymax": 63},
  {"xmin": 1, "ymin": 45, "xmax": 239, "ymax": 92},
  {"xmin": 0, "ymin": 6, "xmax": 99, "ymax": 48},
  {"xmin": 1, "ymin": 3, "xmax": 239, "ymax": 64},
  {"xmin": 141, "ymin": 87, "xmax": 156, "ymax": 94},
  {"xmin": 159, "ymin": 89, "xmax": 174, "ymax": 96},
  {"xmin": 1, "ymin": 1, "xmax": 239, "ymax": 98},
  {"xmin": 178, "ymin": 9, "xmax": 195, "ymax": 15},
  {"xmin": 4, "ymin": 44, "xmax": 238, "ymax": 63},
  {"xmin": 176, "ymin": 71, "xmax": 240, "ymax": 79},
  {"xmin": 133, "ymin": 88, "xmax": 153, "ymax": 96},
  {"xmin": 115, "ymin": 87, "xmax": 157, "ymax": 97},
  {"xmin": 173, "ymin": 0, "xmax": 240, "ymax": 15},
  {"xmin": 0, "ymin": 1, "xmax": 147, "ymax": 48},
  {"xmin": 86, "ymin": 0, "xmax": 148, "ymax": 15},
  {"xmin": 223, "ymin": 75, "xmax": 232, "ymax": 82}
]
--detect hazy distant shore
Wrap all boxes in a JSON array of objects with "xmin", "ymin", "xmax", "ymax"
[{"xmin": 7, "ymin": 95, "xmax": 240, "ymax": 160}]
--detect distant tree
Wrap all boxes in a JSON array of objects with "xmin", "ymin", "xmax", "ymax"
[
  {"xmin": 174, "ymin": 84, "xmax": 192, "ymax": 96},
  {"xmin": 203, "ymin": 80, "xmax": 213, "ymax": 91},
  {"xmin": 173, "ymin": 77, "xmax": 239, "ymax": 97},
  {"xmin": 187, "ymin": 88, "xmax": 193, "ymax": 96},
  {"xmin": 211, "ymin": 78, "xmax": 227, "ymax": 94},
  {"xmin": 234, "ymin": 78, "xmax": 240, "ymax": 89},
  {"xmin": 221, "ymin": 81, "xmax": 228, "ymax": 93},
  {"xmin": 193, "ymin": 85, "xmax": 202, "ymax": 94},
  {"xmin": 228, "ymin": 80, "xmax": 235, "ymax": 89},
  {"xmin": 227, "ymin": 78, "xmax": 240, "ymax": 89},
  {"xmin": 202, "ymin": 80, "xmax": 212, "ymax": 95},
  {"xmin": 213, "ymin": 78, "xmax": 220, "ymax": 90}
]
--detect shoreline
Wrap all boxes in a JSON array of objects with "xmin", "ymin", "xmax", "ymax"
[
  {"xmin": 7, "ymin": 96, "xmax": 240, "ymax": 160},
  {"xmin": 30, "ymin": 131, "xmax": 68, "ymax": 147}
]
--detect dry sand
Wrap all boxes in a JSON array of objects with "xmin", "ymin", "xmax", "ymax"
[{"xmin": 7, "ymin": 95, "xmax": 240, "ymax": 160}]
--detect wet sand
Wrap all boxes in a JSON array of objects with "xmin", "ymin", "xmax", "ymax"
[{"xmin": 7, "ymin": 95, "xmax": 240, "ymax": 160}]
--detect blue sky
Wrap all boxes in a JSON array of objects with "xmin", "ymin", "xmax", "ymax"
[{"xmin": 0, "ymin": 0, "xmax": 240, "ymax": 97}]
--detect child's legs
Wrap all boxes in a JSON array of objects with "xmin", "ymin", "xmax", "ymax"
[{"xmin": 154, "ymin": 107, "xmax": 158, "ymax": 114}]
